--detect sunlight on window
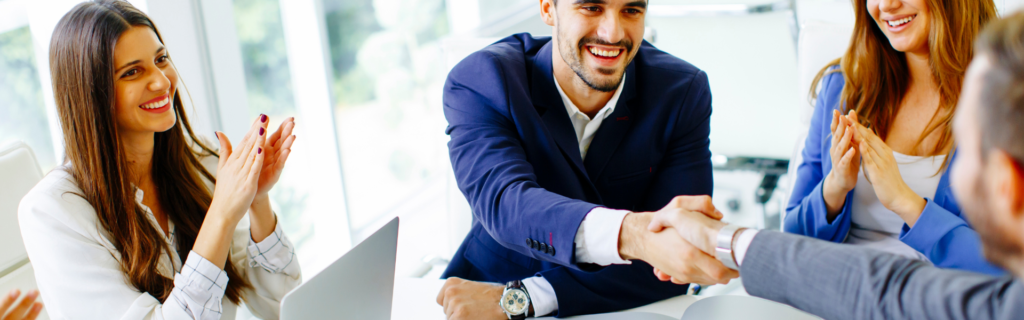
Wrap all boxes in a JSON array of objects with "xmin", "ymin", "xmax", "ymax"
[{"xmin": 0, "ymin": 26, "xmax": 54, "ymax": 170}]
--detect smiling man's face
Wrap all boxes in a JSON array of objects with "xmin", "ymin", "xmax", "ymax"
[{"xmin": 545, "ymin": 0, "xmax": 646, "ymax": 92}]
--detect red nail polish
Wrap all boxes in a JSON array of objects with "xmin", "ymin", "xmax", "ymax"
[
  {"xmin": 261, "ymin": 114, "xmax": 267, "ymax": 123},
  {"xmin": 259, "ymin": 127, "xmax": 265, "ymax": 136},
  {"xmin": 258, "ymin": 148, "xmax": 263, "ymax": 154}
]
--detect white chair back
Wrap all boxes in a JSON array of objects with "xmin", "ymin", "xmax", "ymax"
[
  {"xmin": 0, "ymin": 141, "xmax": 42, "ymax": 272},
  {"xmin": 1002, "ymin": 0, "xmax": 1024, "ymax": 14},
  {"xmin": 0, "ymin": 141, "xmax": 47, "ymax": 319},
  {"xmin": 783, "ymin": 19, "xmax": 854, "ymax": 223}
]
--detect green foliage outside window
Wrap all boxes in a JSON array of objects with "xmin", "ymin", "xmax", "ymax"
[
  {"xmin": 233, "ymin": 0, "xmax": 295, "ymax": 118},
  {"xmin": 0, "ymin": 26, "xmax": 55, "ymax": 170}
]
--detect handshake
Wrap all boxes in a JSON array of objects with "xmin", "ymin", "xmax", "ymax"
[{"xmin": 617, "ymin": 196, "xmax": 739, "ymax": 286}]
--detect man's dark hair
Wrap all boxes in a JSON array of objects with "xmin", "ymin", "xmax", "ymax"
[{"xmin": 975, "ymin": 12, "xmax": 1024, "ymax": 164}]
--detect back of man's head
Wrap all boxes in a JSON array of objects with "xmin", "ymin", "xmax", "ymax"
[
  {"xmin": 976, "ymin": 12, "xmax": 1024, "ymax": 163},
  {"xmin": 955, "ymin": 12, "xmax": 1024, "ymax": 274}
]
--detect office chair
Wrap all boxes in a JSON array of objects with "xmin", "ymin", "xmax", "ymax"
[{"xmin": 0, "ymin": 141, "xmax": 48, "ymax": 319}]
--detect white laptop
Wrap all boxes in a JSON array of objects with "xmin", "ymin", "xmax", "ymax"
[{"xmin": 280, "ymin": 217, "xmax": 399, "ymax": 320}]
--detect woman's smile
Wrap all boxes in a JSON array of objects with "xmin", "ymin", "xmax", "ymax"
[{"xmin": 139, "ymin": 94, "xmax": 171, "ymax": 113}]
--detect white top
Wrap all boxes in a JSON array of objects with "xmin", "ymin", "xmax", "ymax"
[
  {"xmin": 521, "ymin": 73, "xmax": 630, "ymax": 317},
  {"xmin": 17, "ymin": 146, "xmax": 301, "ymax": 320},
  {"xmin": 846, "ymin": 151, "xmax": 945, "ymax": 260}
]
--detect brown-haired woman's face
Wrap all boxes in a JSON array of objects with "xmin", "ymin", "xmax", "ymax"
[
  {"xmin": 112, "ymin": 26, "xmax": 177, "ymax": 135},
  {"xmin": 867, "ymin": 0, "xmax": 931, "ymax": 54}
]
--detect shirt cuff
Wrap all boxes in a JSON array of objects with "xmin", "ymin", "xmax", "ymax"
[
  {"xmin": 734, "ymin": 229, "xmax": 759, "ymax": 267},
  {"xmin": 899, "ymin": 198, "xmax": 967, "ymax": 253},
  {"xmin": 247, "ymin": 220, "xmax": 297, "ymax": 274},
  {"xmin": 171, "ymin": 251, "xmax": 229, "ymax": 319},
  {"xmin": 574, "ymin": 207, "xmax": 631, "ymax": 265},
  {"xmin": 522, "ymin": 276, "xmax": 557, "ymax": 317}
]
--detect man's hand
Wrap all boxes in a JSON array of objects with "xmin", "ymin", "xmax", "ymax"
[
  {"xmin": 436, "ymin": 277, "xmax": 507, "ymax": 320},
  {"xmin": 617, "ymin": 196, "xmax": 738, "ymax": 286},
  {"xmin": 647, "ymin": 196, "xmax": 726, "ymax": 255}
]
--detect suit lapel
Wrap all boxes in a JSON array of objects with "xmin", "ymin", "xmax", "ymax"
[
  {"xmin": 584, "ymin": 63, "xmax": 637, "ymax": 180},
  {"xmin": 531, "ymin": 43, "xmax": 590, "ymax": 181}
]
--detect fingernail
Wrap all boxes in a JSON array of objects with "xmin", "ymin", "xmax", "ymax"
[
  {"xmin": 26, "ymin": 290, "xmax": 37, "ymax": 298},
  {"xmin": 259, "ymin": 127, "xmax": 265, "ymax": 136},
  {"xmin": 9, "ymin": 289, "xmax": 17, "ymax": 298},
  {"xmin": 260, "ymin": 114, "xmax": 267, "ymax": 123},
  {"xmin": 258, "ymin": 148, "xmax": 262, "ymax": 154}
]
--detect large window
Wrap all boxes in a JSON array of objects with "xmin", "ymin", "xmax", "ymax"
[
  {"xmin": 231, "ymin": 0, "xmax": 317, "ymax": 266},
  {"xmin": 322, "ymin": 0, "xmax": 455, "ymax": 275},
  {"xmin": 0, "ymin": 26, "xmax": 55, "ymax": 171}
]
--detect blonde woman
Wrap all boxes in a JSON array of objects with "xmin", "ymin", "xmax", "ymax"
[{"xmin": 785, "ymin": 0, "xmax": 1002, "ymax": 275}]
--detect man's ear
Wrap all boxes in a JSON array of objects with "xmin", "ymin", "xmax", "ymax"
[
  {"xmin": 540, "ymin": 0, "xmax": 556, "ymax": 27},
  {"xmin": 989, "ymin": 149, "xmax": 1024, "ymax": 218}
]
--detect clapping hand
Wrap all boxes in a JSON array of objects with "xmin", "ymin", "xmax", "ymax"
[
  {"xmin": 1, "ymin": 289, "xmax": 43, "ymax": 320},
  {"xmin": 849, "ymin": 118, "xmax": 927, "ymax": 226},
  {"xmin": 822, "ymin": 109, "xmax": 862, "ymax": 216},
  {"xmin": 253, "ymin": 116, "xmax": 296, "ymax": 202},
  {"xmin": 210, "ymin": 116, "xmax": 268, "ymax": 226}
]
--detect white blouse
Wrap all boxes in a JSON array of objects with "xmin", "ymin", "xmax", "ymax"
[
  {"xmin": 17, "ymin": 150, "xmax": 301, "ymax": 320},
  {"xmin": 847, "ymin": 151, "xmax": 945, "ymax": 261}
]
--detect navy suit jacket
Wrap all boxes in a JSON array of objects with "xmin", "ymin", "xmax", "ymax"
[{"xmin": 440, "ymin": 33, "xmax": 714, "ymax": 317}]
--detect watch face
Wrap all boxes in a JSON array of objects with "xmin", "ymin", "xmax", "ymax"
[{"xmin": 501, "ymin": 288, "xmax": 529, "ymax": 315}]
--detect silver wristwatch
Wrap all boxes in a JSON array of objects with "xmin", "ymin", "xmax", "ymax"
[
  {"xmin": 715, "ymin": 224, "xmax": 746, "ymax": 270},
  {"xmin": 500, "ymin": 280, "xmax": 530, "ymax": 319}
]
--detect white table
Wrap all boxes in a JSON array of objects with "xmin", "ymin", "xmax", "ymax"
[{"xmin": 391, "ymin": 277, "xmax": 702, "ymax": 319}]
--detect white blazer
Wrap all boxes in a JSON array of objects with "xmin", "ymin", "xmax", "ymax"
[{"xmin": 17, "ymin": 148, "xmax": 301, "ymax": 320}]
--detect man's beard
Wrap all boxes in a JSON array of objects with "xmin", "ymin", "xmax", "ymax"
[
  {"xmin": 962, "ymin": 173, "xmax": 1024, "ymax": 270},
  {"xmin": 557, "ymin": 26, "xmax": 631, "ymax": 92}
]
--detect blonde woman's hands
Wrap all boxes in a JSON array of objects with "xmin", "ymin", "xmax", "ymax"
[
  {"xmin": 209, "ymin": 115, "xmax": 268, "ymax": 226},
  {"xmin": 1, "ymin": 289, "xmax": 43, "ymax": 320},
  {"xmin": 850, "ymin": 119, "xmax": 927, "ymax": 226},
  {"xmin": 822, "ymin": 109, "xmax": 862, "ymax": 217},
  {"xmin": 253, "ymin": 116, "xmax": 296, "ymax": 202}
]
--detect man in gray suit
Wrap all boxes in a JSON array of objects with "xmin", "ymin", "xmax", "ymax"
[{"xmin": 649, "ymin": 13, "xmax": 1024, "ymax": 320}]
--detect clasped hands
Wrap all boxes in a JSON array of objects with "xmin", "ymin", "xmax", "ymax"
[{"xmin": 436, "ymin": 196, "xmax": 739, "ymax": 320}]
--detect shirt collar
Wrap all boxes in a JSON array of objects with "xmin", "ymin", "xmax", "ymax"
[{"xmin": 553, "ymin": 73, "xmax": 626, "ymax": 121}]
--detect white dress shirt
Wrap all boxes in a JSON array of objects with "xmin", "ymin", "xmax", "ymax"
[
  {"xmin": 846, "ymin": 152, "xmax": 943, "ymax": 261},
  {"xmin": 17, "ymin": 144, "xmax": 301, "ymax": 320},
  {"xmin": 521, "ymin": 74, "xmax": 631, "ymax": 317}
]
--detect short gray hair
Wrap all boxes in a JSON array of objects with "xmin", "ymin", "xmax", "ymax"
[{"xmin": 975, "ymin": 11, "xmax": 1024, "ymax": 165}]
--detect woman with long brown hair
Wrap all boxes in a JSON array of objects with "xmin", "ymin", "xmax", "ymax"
[
  {"xmin": 785, "ymin": 0, "xmax": 1003, "ymax": 275},
  {"xmin": 17, "ymin": 1, "xmax": 300, "ymax": 318}
]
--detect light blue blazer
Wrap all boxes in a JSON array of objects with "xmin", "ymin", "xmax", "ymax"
[{"xmin": 784, "ymin": 68, "xmax": 1004, "ymax": 276}]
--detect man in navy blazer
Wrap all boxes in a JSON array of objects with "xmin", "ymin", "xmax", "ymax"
[{"xmin": 435, "ymin": 0, "xmax": 737, "ymax": 318}]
